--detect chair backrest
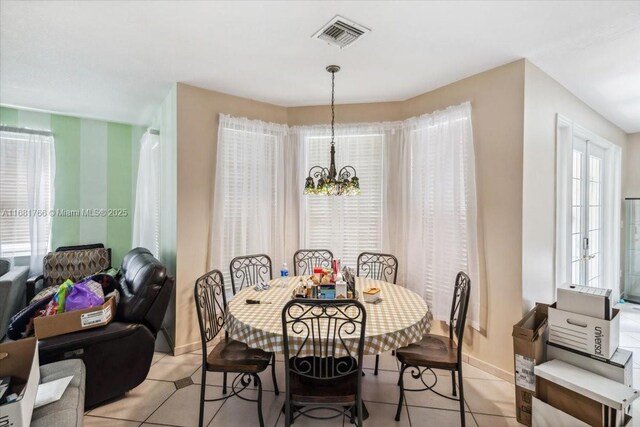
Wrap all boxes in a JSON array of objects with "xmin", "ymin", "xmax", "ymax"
[
  {"xmin": 293, "ymin": 249, "xmax": 334, "ymax": 276},
  {"xmin": 356, "ymin": 252, "xmax": 398, "ymax": 284},
  {"xmin": 194, "ymin": 269, "xmax": 227, "ymax": 353},
  {"xmin": 42, "ymin": 245, "xmax": 111, "ymax": 288},
  {"xmin": 282, "ymin": 299, "xmax": 366, "ymax": 381},
  {"xmin": 229, "ymin": 254, "xmax": 272, "ymax": 295},
  {"xmin": 116, "ymin": 247, "xmax": 173, "ymax": 335},
  {"xmin": 449, "ymin": 272, "xmax": 471, "ymax": 351}
]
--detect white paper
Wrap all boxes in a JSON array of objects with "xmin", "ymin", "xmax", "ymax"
[
  {"xmin": 34, "ymin": 376, "xmax": 73, "ymax": 409},
  {"xmin": 515, "ymin": 354, "xmax": 536, "ymax": 392}
]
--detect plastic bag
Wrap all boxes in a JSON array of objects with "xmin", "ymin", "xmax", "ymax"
[{"xmin": 64, "ymin": 280, "xmax": 105, "ymax": 312}]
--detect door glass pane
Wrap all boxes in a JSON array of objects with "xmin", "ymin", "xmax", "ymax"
[
  {"xmin": 571, "ymin": 150, "xmax": 583, "ymax": 285},
  {"xmin": 587, "ymin": 154, "xmax": 602, "ymax": 287}
]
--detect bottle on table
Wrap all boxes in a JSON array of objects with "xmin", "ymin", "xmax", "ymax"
[{"xmin": 280, "ymin": 262, "xmax": 289, "ymax": 288}]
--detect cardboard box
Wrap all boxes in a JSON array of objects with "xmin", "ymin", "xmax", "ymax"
[
  {"xmin": 557, "ymin": 286, "xmax": 612, "ymax": 320},
  {"xmin": 512, "ymin": 303, "xmax": 548, "ymax": 426},
  {"xmin": 0, "ymin": 338, "xmax": 40, "ymax": 427},
  {"xmin": 548, "ymin": 302, "xmax": 620, "ymax": 359},
  {"xmin": 33, "ymin": 296, "xmax": 115, "ymax": 339},
  {"xmin": 547, "ymin": 341, "xmax": 632, "ymax": 386}
]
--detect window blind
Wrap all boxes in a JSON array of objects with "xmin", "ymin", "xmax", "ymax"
[
  {"xmin": 302, "ymin": 134, "xmax": 385, "ymax": 268},
  {"xmin": 0, "ymin": 130, "xmax": 53, "ymax": 257}
]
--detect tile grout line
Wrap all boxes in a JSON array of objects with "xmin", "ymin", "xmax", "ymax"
[{"xmin": 140, "ymin": 384, "xmax": 179, "ymax": 425}]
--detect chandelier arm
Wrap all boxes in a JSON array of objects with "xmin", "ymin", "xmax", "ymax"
[
  {"xmin": 338, "ymin": 165, "xmax": 357, "ymax": 180},
  {"xmin": 307, "ymin": 165, "xmax": 329, "ymax": 179}
]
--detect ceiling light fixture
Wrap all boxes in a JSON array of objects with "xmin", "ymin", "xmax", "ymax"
[{"xmin": 304, "ymin": 65, "xmax": 360, "ymax": 196}]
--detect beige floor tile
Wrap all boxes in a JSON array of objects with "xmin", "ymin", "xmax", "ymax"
[
  {"xmin": 407, "ymin": 406, "xmax": 477, "ymax": 427},
  {"xmin": 360, "ymin": 368, "xmax": 402, "ymax": 405},
  {"xmin": 621, "ymin": 316, "xmax": 640, "ymax": 333},
  {"xmin": 88, "ymin": 379, "xmax": 175, "ymax": 422},
  {"xmin": 146, "ymin": 384, "xmax": 224, "ymax": 427},
  {"xmin": 362, "ymin": 401, "xmax": 410, "ymax": 426},
  {"xmin": 152, "ymin": 352, "xmax": 168, "ymax": 365},
  {"xmin": 275, "ymin": 407, "xmax": 344, "ymax": 426},
  {"xmin": 473, "ymin": 414, "xmax": 521, "ymax": 427},
  {"xmin": 462, "ymin": 378, "xmax": 516, "ymax": 418},
  {"xmin": 147, "ymin": 353, "xmax": 201, "ymax": 382},
  {"xmin": 83, "ymin": 415, "xmax": 141, "ymax": 427},
  {"xmin": 621, "ymin": 329, "xmax": 640, "ymax": 346},
  {"xmin": 208, "ymin": 390, "xmax": 282, "ymax": 427}
]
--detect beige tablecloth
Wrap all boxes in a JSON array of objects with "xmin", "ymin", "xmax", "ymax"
[{"xmin": 224, "ymin": 276, "xmax": 431, "ymax": 356}]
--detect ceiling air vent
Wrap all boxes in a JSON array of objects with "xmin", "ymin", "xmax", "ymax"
[{"xmin": 313, "ymin": 16, "xmax": 370, "ymax": 49}]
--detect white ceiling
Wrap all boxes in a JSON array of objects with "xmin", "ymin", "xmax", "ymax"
[{"xmin": 1, "ymin": 1, "xmax": 639, "ymax": 132}]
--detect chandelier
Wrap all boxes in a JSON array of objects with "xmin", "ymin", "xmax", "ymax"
[{"xmin": 304, "ymin": 65, "xmax": 360, "ymax": 196}]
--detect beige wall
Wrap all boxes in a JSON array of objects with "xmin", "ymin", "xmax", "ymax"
[
  {"xmin": 287, "ymin": 101, "xmax": 403, "ymax": 126},
  {"xmin": 626, "ymin": 133, "xmax": 640, "ymax": 198},
  {"xmin": 175, "ymin": 83, "xmax": 288, "ymax": 351},
  {"xmin": 402, "ymin": 60, "xmax": 526, "ymax": 375},
  {"xmin": 521, "ymin": 61, "xmax": 628, "ymax": 310}
]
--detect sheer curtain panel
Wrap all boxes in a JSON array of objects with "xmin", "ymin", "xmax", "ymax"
[
  {"xmin": 132, "ymin": 131, "xmax": 161, "ymax": 257},
  {"xmin": 401, "ymin": 102, "xmax": 480, "ymax": 330},
  {"xmin": 0, "ymin": 129, "xmax": 55, "ymax": 273},
  {"xmin": 208, "ymin": 115, "xmax": 291, "ymax": 290}
]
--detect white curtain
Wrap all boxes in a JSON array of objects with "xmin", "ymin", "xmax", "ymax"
[
  {"xmin": 208, "ymin": 105, "xmax": 480, "ymax": 329},
  {"xmin": 208, "ymin": 115, "xmax": 291, "ymax": 288},
  {"xmin": 132, "ymin": 131, "xmax": 161, "ymax": 257},
  {"xmin": 400, "ymin": 102, "xmax": 480, "ymax": 329},
  {"xmin": 0, "ymin": 130, "xmax": 55, "ymax": 274}
]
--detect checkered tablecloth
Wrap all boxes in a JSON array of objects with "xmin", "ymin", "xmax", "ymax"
[{"xmin": 224, "ymin": 277, "xmax": 431, "ymax": 356}]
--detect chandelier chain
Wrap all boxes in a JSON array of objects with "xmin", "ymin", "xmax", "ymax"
[{"xmin": 331, "ymin": 69, "xmax": 335, "ymax": 146}]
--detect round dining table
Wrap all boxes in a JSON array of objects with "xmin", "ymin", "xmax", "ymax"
[{"xmin": 224, "ymin": 276, "xmax": 431, "ymax": 355}]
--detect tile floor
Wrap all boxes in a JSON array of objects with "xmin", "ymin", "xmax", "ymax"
[
  {"xmin": 82, "ymin": 303, "xmax": 640, "ymax": 426},
  {"xmin": 83, "ymin": 349, "xmax": 519, "ymax": 427}
]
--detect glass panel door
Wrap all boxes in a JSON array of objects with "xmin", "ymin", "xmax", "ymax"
[{"xmin": 571, "ymin": 137, "xmax": 605, "ymax": 287}]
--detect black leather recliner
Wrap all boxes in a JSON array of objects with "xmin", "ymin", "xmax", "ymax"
[{"xmin": 38, "ymin": 247, "xmax": 174, "ymax": 408}]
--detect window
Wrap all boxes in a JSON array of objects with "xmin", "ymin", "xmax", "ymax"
[
  {"xmin": 209, "ymin": 115, "xmax": 288, "ymax": 292},
  {"xmin": 0, "ymin": 128, "xmax": 54, "ymax": 258},
  {"xmin": 301, "ymin": 133, "xmax": 385, "ymax": 268}
]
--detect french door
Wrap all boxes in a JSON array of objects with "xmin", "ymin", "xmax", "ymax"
[{"xmin": 571, "ymin": 137, "xmax": 605, "ymax": 287}]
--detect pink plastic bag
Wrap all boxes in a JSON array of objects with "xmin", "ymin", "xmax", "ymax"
[{"xmin": 64, "ymin": 280, "xmax": 104, "ymax": 312}]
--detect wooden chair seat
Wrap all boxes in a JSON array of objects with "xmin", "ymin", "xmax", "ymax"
[
  {"xmin": 396, "ymin": 334, "xmax": 459, "ymax": 369},
  {"xmin": 206, "ymin": 339, "xmax": 272, "ymax": 373},
  {"xmin": 290, "ymin": 369, "xmax": 359, "ymax": 405}
]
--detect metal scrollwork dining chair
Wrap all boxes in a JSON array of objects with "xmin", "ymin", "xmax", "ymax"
[
  {"xmin": 293, "ymin": 249, "xmax": 334, "ymax": 276},
  {"xmin": 282, "ymin": 299, "xmax": 366, "ymax": 427},
  {"xmin": 229, "ymin": 254, "xmax": 272, "ymax": 294},
  {"xmin": 394, "ymin": 271, "xmax": 471, "ymax": 427},
  {"xmin": 194, "ymin": 269, "xmax": 279, "ymax": 427},
  {"xmin": 356, "ymin": 251, "xmax": 398, "ymax": 375}
]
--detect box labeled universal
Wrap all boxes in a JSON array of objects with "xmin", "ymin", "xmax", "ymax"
[
  {"xmin": 548, "ymin": 303, "xmax": 619, "ymax": 360},
  {"xmin": 556, "ymin": 286, "xmax": 612, "ymax": 320}
]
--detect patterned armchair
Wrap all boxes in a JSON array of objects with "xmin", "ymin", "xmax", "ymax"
[{"xmin": 26, "ymin": 243, "xmax": 111, "ymax": 302}]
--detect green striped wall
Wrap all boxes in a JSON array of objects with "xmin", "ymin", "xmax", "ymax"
[{"xmin": 0, "ymin": 106, "xmax": 144, "ymax": 266}]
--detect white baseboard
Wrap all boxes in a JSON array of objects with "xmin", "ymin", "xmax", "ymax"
[
  {"xmin": 463, "ymin": 353, "xmax": 514, "ymax": 383},
  {"xmin": 173, "ymin": 340, "xmax": 201, "ymax": 356}
]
